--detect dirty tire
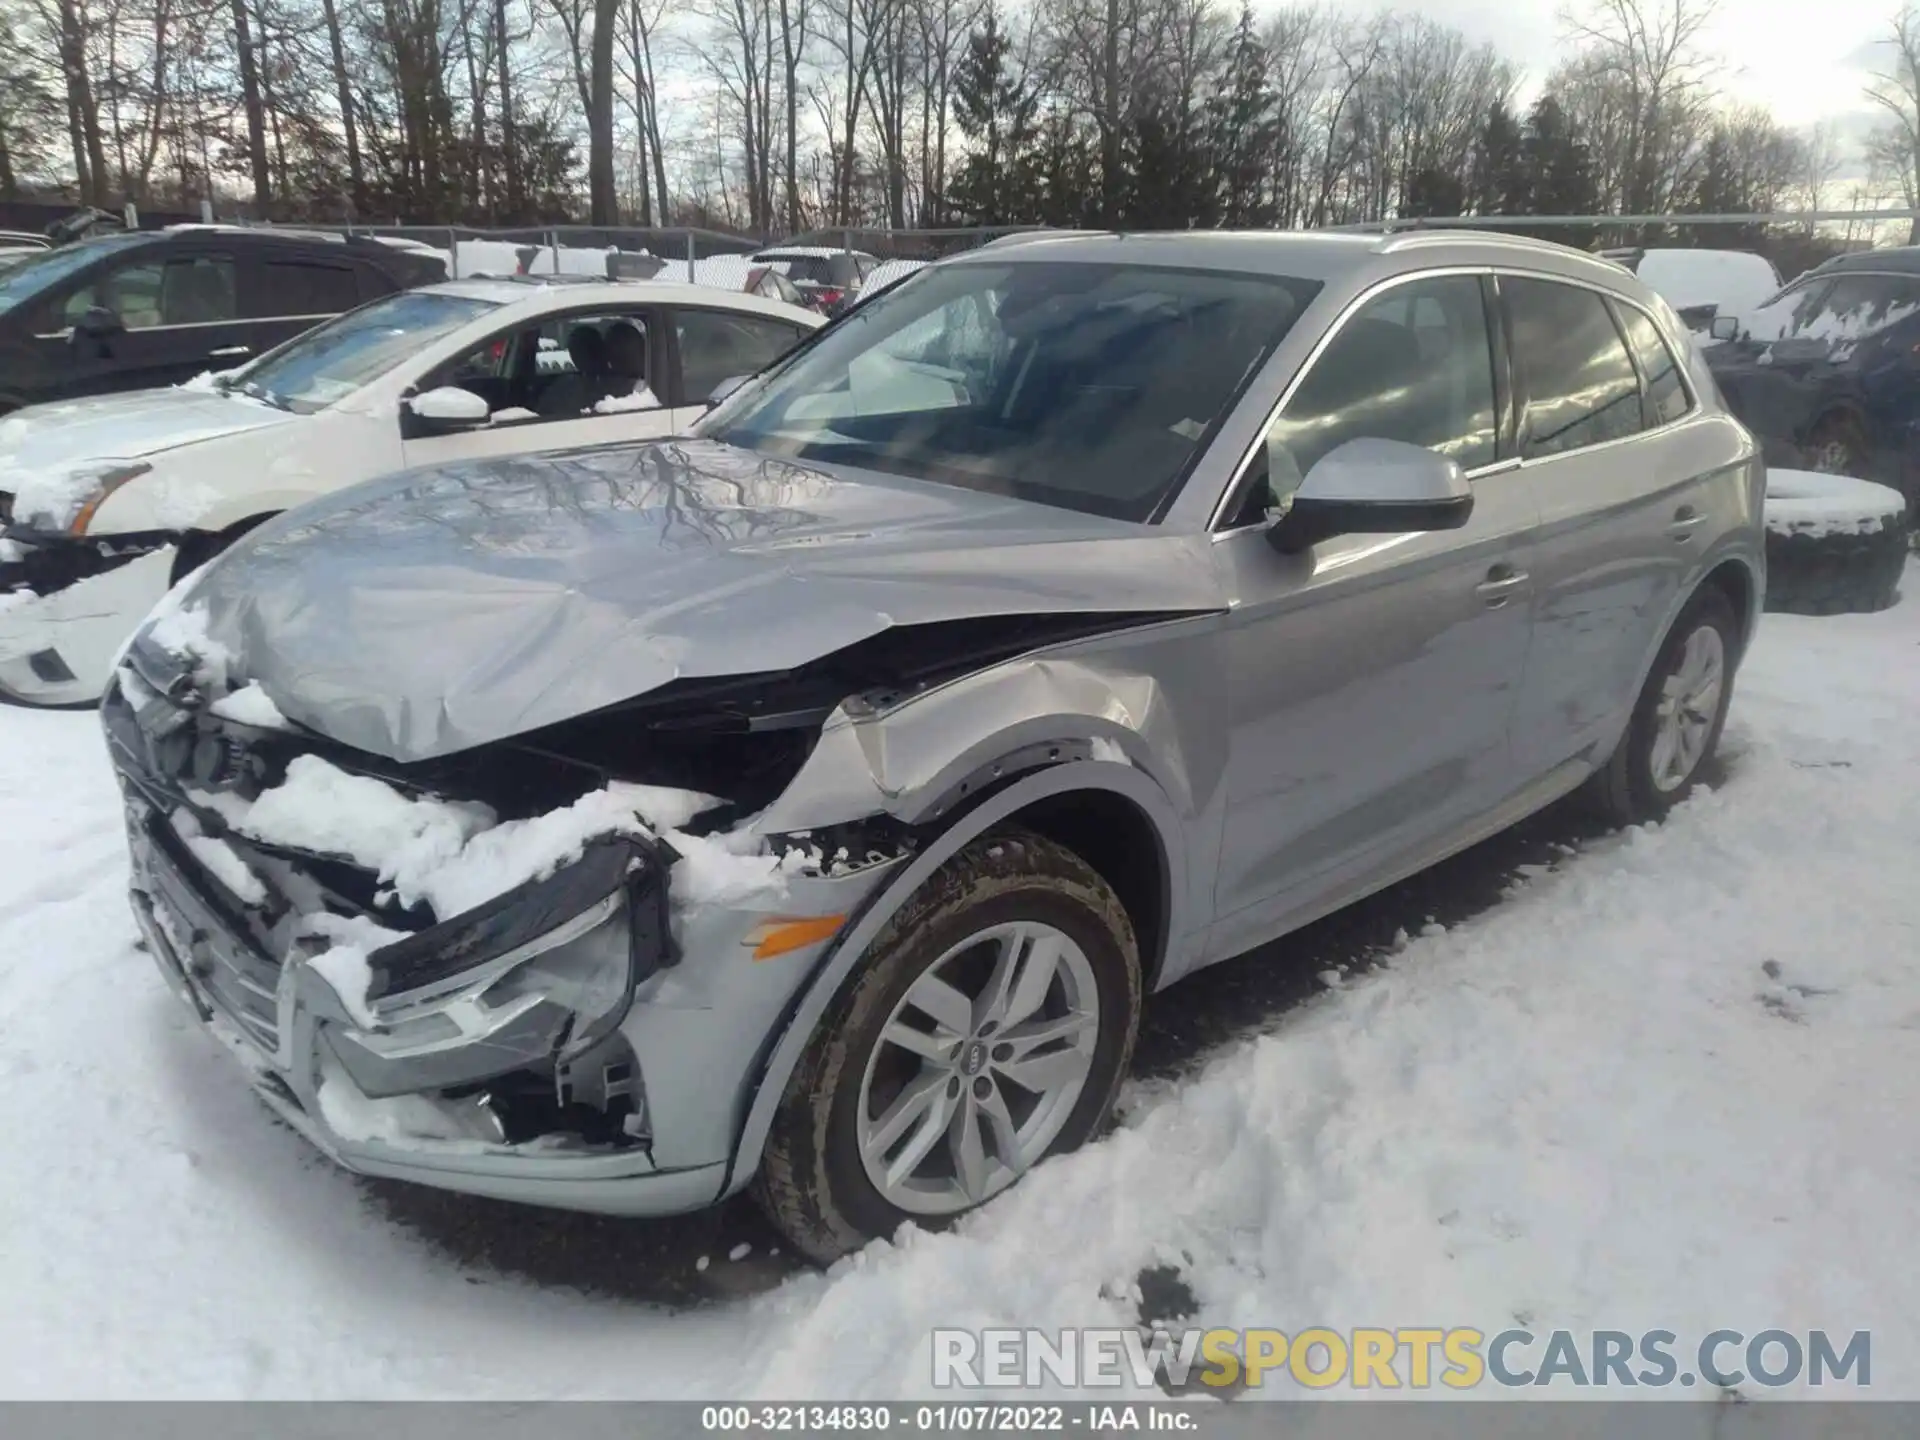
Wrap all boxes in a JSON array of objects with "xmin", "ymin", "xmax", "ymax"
[
  {"xmin": 1585, "ymin": 585, "xmax": 1740, "ymax": 826},
  {"xmin": 752, "ymin": 828, "xmax": 1141, "ymax": 1265},
  {"xmin": 1804, "ymin": 412, "xmax": 1872, "ymax": 480},
  {"xmin": 1765, "ymin": 517, "xmax": 1909, "ymax": 616}
]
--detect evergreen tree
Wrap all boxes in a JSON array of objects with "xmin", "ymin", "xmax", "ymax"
[
  {"xmin": 946, "ymin": 7, "xmax": 1040, "ymax": 224},
  {"xmin": 1209, "ymin": 5, "xmax": 1283, "ymax": 227},
  {"xmin": 1522, "ymin": 95, "xmax": 1600, "ymax": 248},
  {"xmin": 1469, "ymin": 100, "xmax": 1528, "ymax": 217}
]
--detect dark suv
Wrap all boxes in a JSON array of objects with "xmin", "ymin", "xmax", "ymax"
[
  {"xmin": 0, "ymin": 227, "xmax": 446, "ymax": 413},
  {"xmin": 1702, "ymin": 246, "xmax": 1920, "ymax": 500}
]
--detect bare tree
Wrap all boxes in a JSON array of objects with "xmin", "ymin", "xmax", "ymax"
[{"xmin": 1867, "ymin": 5, "xmax": 1920, "ymax": 242}]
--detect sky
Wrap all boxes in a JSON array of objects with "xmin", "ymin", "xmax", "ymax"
[{"xmin": 1408, "ymin": 0, "xmax": 1897, "ymax": 132}]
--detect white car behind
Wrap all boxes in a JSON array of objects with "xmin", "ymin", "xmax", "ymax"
[{"xmin": 0, "ymin": 276, "xmax": 820, "ymax": 705}]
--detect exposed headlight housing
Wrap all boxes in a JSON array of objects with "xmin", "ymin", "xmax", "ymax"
[{"xmin": 316, "ymin": 836, "xmax": 674, "ymax": 1098}]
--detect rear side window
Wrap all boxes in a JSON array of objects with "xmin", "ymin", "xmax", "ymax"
[
  {"xmin": 1616, "ymin": 306, "xmax": 1691, "ymax": 426},
  {"xmin": 1505, "ymin": 277, "xmax": 1644, "ymax": 458},
  {"xmin": 263, "ymin": 260, "xmax": 361, "ymax": 317},
  {"xmin": 676, "ymin": 309, "xmax": 808, "ymax": 401},
  {"xmin": 1267, "ymin": 274, "xmax": 1499, "ymax": 483}
]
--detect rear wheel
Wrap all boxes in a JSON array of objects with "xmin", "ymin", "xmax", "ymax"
[
  {"xmin": 1805, "ymin": 413, "xmax": 1871, "ymax": 479},
  {"xmin": 753, "ymin": 828, "xmax": 1141, "ymax": 1264},
  {"xmin": 1586, "ymin": 587, "xmax": 1739, "ymax": 824}
]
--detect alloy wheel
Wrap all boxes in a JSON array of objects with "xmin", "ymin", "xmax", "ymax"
[
  {"xmin": 1649, "ymin": 624, "xmax": 1726, "ymax": 793},
  {"xmin": 855, "ymin": 920, "xmax": 1101, "ymax": 1217}
]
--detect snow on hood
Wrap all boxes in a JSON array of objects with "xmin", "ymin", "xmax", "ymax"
[
  {"xmin": 0, "ymin": 384, "xmax": 293, "ymax": 527},
  {"xmin": 169, "ymin": 437, "xmax": 1222, "ymax": 762}
]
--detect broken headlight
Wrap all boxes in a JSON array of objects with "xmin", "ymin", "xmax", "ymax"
[{"xmin": 322, "ymin": 838, "xmax": 672, "ymax": 1097}]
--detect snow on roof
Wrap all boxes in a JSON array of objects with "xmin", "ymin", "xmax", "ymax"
[{"xmin": 1632, "ymin": 249, "xmax": 1781, "ymax": 318}]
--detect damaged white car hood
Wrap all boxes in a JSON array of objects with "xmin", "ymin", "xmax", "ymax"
[
  {"xmin": 176, "ymin": 438, "xmax": 1225, "ymax": 761},
  {"xmin": 0, "ymin": 387, "xmax": 295, "ymax": 515}
]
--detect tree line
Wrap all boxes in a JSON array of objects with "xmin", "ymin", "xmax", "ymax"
[{"xmin": 0, "ymin": 0, "xmax": 1914, "ymax": 241}]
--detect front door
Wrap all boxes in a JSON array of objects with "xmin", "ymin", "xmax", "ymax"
[
  {"xmin": 35, "ymin": 248, "xmax": 249, "ymax": 399},
  {"xmin": 400, "ymin": 305, "xmax": 678, "ymax": 468},
  {"xmin": 1208, "ymin": 272, "xmax": 1538, "ymax": 958}
]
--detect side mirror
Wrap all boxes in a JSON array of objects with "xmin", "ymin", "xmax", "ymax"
[
  {"xmin": 72, "ymin": 305, "xmax": 124, "ymax": 343},
  {"xmin": 1709, "ymin": 315, "xmax": 1741, "ymax": 342},
  {"xmin": 1268, "ymin": 437, "xmax": 1473, "ymax": 554},
  {"xmin": 406, "ymin": 385, "xmax": 492, "ymax": 432},
  {"xmin": 706, "ymin": 373, "xmax": 752, "ymax": 410}
]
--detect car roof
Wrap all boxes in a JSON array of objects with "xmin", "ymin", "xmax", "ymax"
[
  {"xmin": 940, "ymin": 227, "xmax": 1632, "ymax": 286},
  {"xmin": 1806, "ymin": 246, "xmax": 1920, "ymax": 276},
  {"xmin": 419, "ymin": 275, "xmax": 824, "ymax": 326},
  {"xmin": 753, "ymin": 246, "xmax": 876, "ymax": 261}
]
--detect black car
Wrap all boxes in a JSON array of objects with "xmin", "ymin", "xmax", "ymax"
[
  {"xmin": 0, "ymin": 227, "xmax": 446, "ymax": 414},
  {"xmin": 1702, "ymin": 246, "xmax": 1920, "ymax": 501}
]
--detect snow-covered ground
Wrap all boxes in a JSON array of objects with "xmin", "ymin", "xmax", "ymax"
[{"xmin": 2, "ymin": 595, "xmax": 1917, "ymax": 1398}]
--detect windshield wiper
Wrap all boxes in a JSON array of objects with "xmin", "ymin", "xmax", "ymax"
[{"xmin": 238, "ymin": 380, "xmax": 293, "ymax": 412}]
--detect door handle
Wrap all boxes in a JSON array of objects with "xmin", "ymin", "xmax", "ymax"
[
  {"xmin": 208, "ymin": 345, "xmax": 251, "ymax": 359},
  {"xmin": 1475, "ymin": 567, "xmax": 1529, "ymax": 608},
  {"xmin": 1667, "ymin": 506, "xmax": 1707, "ymax": 541}
]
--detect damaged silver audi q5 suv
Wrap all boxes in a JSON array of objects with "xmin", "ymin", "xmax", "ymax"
[{"xmin": 104, "ymin": 231, "xmax": 1764, "ymax": 1261}]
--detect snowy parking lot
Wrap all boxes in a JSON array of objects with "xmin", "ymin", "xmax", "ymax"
[{"xmin": 1, "ymin": 591, "xmax": 1917, "ymax": 1399}]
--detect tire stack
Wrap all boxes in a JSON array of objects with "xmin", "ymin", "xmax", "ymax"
[{"xmin": 1763, "ymin": 470, "xmax": 1910, "ymax": 616}]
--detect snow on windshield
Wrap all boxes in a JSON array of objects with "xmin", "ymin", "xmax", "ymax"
[{"xmin": 1742, "ymin": 272, "xmax": 1920, "ymax": 358}]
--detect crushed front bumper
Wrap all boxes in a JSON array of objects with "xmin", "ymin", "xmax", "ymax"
[
  {"xmin": 0, "ymin": 529, "xmax": 176, "ymax": 704},
  {"xmin": 107, "ymin": 671, "xmax": 904, "ymax": 1217}
]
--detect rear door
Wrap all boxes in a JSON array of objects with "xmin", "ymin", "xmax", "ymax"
[
  {"xmin": 665, "ymin": 306, "xmax": 816, "ymax": 427},
  {"xmin": 235, "ymin": 247, "xmax": 364, "ymax": 364},
  {"xmin": 1500, "ymin": 274, "xmax": 1709, "ymax": 776}
]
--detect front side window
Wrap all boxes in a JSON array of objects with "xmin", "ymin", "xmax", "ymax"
[
  {"xmin": 1264, "ymin": 274, "xmax": 1498, "ymax": 494},
  {"xmin": 676, "ymin": 310, "xmax": 807, "ymax": 401},
  {"xmin": 64, "ymin": 255, "xmax": 236, "ymax": 329},
  {"xmin": 702, "ymin": 260, "xmax": 1320, "ymax": 522},
  {"xmin": 222, "ymin": 290, "xmax": 499, "ymax": 413},
  {"xmin": 0, "ymin": 234, "xmax": 146, "ymax": 317},
  {"xmin": 1616, "ymin": 306, "xmax": 1692, "ymax": 426},
  {"xmin": 1505, "ymin": 277, "xmax": 1644, "ymax": 458}
]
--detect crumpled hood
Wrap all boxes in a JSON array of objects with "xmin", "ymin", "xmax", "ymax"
[
  {"xmin": 0, "ymin": 386, "xmax": 294, "ymax": 521},
  {"xmin": 183, "ymin": 438, "xmax": 1223, "ymax": 761}
]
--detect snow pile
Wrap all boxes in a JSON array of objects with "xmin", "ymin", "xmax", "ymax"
[
  {"xmin": 591, "ymin": 385, "xmax": 662, "ymax": 415},
  {"xmin": 4, "ymin": 601, "xmax": 1920, "ymax": 1396},
  {"xmin": 1766, "ymin": 469, "xmax": 1908, "ymax": 537},
  {"xmin": 193, "ymin": 751, "xmax": 775, "ymax": 926},
  {"xmin": 171, "ymin": 810, "xmax": 268, "ymax": 906},
  {"xmin": 208, "ymin": 682, "xmax": 290, "ymax": 730},
  {"xmin": 146, "ymin": 602, "xmax": 233, "ymax": 688},
  {"xmin": 301, "ymin": 912, "xmax": 407, "ymax": 1029},
  {"xmin": 200, "ymin": 754, "xmax": 495, "ymax": 912}
]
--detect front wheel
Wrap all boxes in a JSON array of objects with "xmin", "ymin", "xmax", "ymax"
[
  {"xmin": 753, "ymin": 828, "xmax": 1142, "ymax": 1264},
  {"xmin": 1585, "ymin": 587, "xmax": 1739, "ymax": 824}
]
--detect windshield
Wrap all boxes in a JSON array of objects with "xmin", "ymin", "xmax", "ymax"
[
  {"xmin": 701, "ymin": 260, "xmax": 1320, "ymax": 521},
  {"xmin": 1741, "ymin": 272, "xmax": 1920, "ymax": 348},
  {"xmin": 0, "ymin": 234, "xmax": 143, "ymax": 315},
  {"xmin": 224, "ymin": 290, "xmax": 500, "ymax": 414}
]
